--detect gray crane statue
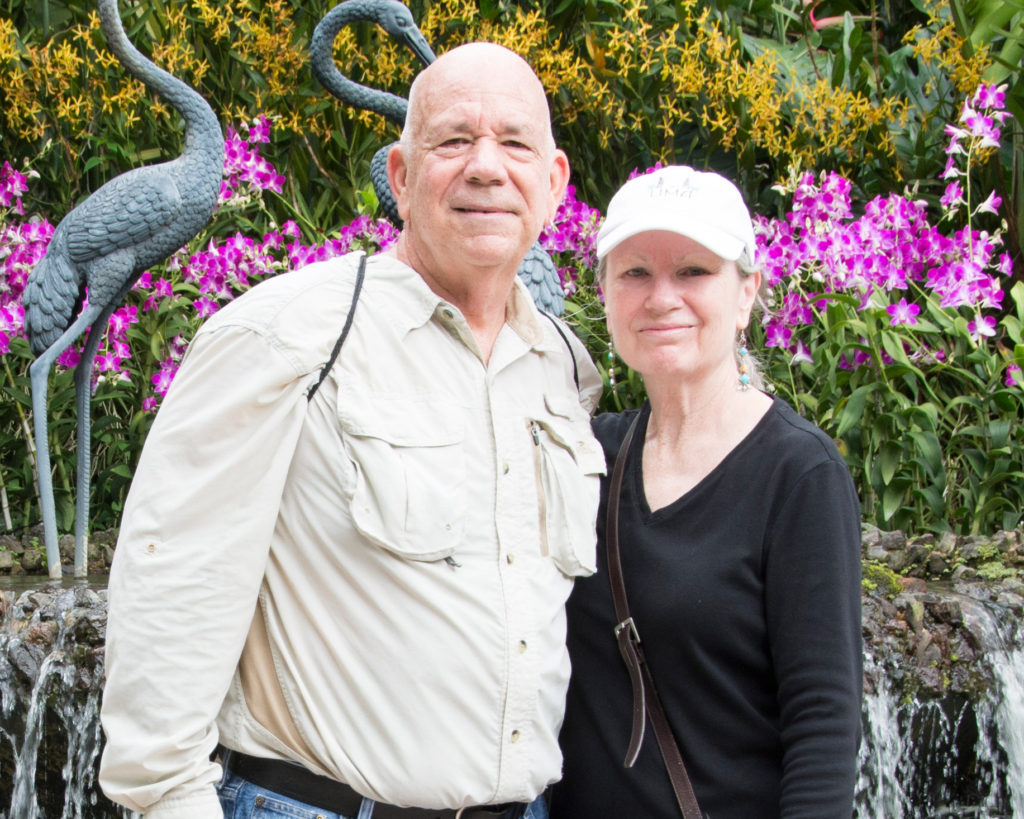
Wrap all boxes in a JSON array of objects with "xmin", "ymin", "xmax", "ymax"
[
  {"xmin": 310, "ymin": 0, "xmax": 566, "ymax": 316},
  {"xmin": 23, "ymin": 0, "xmax": 225, "ymax": 579}
]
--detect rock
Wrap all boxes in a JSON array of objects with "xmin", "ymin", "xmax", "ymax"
[
  {"xmin": 900, "ymin": 577, "xmax": 928, "ymax": 593},
  {"xmin": 19, "ymin": 523, "xmax": 45, "ymax": 550},
  {"xmin": 20, "ymin": 548, "xmax": 45, "ymax": 573},
  {"xmin": 90, "ymin": 529, "xmax": 118, "ymax": 547},
  {"xmin": 926, "ymin": 598, "xmax": 963, "ymax": 625},
  {"xmin": 879, "ymin": 530, "xmax": 908, "ymax": 551},
  {"xmin": 0, "ymin": 534, "xmax": 22, "ymax": 554},
  {"xmin": 995, "ymin": 591, "xmax": 1024, "ymax": 613},
  {"xmin": 951, "ymin": 564, "xmax": 978, "ymax": 582},
  {"xmin": 0, "ymin": 551, "xmax": 13, "ymax": 572},
  {"xmin": 993, "ymin": 530, "xmax": 1019, "ymax": 555},
  {"xmin": 6, "ymin": 638, "xmax": 46, "ymax": 685},
  {"xmin": 905, "ymin": 542, "xmax": 931, "ymax": 566},
  {"xmin": 861, "ymin": 523, "xmax": 882, "ymax": 548},
  {"xmin": 896, "ymin": 595, "xmax": 927, "ymax": 634},
  {"xmin": 927, "ymin": 553, "xmax": 950, "ymax": 576},
  {"xmin": 935, "ymin": 531, "xmax": 959, "ymax": 556},
  {"xmin": 959, "ymin": 538, "xmax": 985, "ymax": 562},
  {"xmin": 887, "ymin": 549, "xmax": 909, "ymax": 572},
  {"xmin": 866, "ymin": 542, "xmax": 888, "ymax": 562}
]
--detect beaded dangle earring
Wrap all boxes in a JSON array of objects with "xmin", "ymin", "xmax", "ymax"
[
  {"xmin": 737, "ymin": 331, "xmax": 752, "ymax": 391},
  {"xmin": 607, "ymin": 340, "xmax": 617, "ymax": 389}
]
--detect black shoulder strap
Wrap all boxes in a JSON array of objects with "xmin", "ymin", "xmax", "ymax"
[
  {"xmin": 541, "ymin": 311, "xmax": 580, "ymax": 392},
  {"xmin": 607, "ymin": 412, "xmax": 704, "ymax": 818},
  {"xmin": 307, "ymin": 254, "xmax": 367, "ymax": 402}
]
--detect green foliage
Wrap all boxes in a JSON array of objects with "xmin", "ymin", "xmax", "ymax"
[{"xmin": 747, "ymin": 281, "xmax": 1024, "ymax": 535}]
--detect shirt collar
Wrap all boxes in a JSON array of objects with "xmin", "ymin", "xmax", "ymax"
[{"xmin": 374, "ymin": 254, "xmax": 558, "ymax": 352}]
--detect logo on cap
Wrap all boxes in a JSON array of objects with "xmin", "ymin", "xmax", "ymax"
[{"xmin": 648, "ymin": 173, "xmax": 699, "ymax": 203}]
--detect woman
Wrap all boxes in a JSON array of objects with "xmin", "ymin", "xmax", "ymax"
[{"xmin": 551, "ymin": 166, "xmax": 862, "ymax": 818}]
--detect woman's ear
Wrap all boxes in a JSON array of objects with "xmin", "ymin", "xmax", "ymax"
[{"xmin": 737, "ymin": 268, "xmax": 762, "ymax": 329}]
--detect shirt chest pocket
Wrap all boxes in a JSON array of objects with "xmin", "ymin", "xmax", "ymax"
[
  {"xmin": 338, "ymin": 395, "xmax": 464, "ymax": 561},
  {"xmin": 530, "ymin": 397, "xmax": 606, "ymax": 577}
]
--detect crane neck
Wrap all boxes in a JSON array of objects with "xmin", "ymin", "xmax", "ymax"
[
  {"xmin": 311, "ymin": 3, "xmax": 411, "ymax": 125},
  {"xmin": 97, "ymin": 0, "xmax": 222, "ymax": 159}
]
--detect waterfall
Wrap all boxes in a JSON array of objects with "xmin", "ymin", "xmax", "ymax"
[
  {"xmin": 856, "ymin": 653, "xmax": 911, "ymax": 816},
  {"xmin": 854, "ymin": 591, "xmax": 1024, "ymax": 818},
  {"xmin": 961, "ymin": 594, "xmax": 1024, "ymax": 814},
  {"xmin": 0, "ymin": 583, "xmax": 133, "ymax": 819}
]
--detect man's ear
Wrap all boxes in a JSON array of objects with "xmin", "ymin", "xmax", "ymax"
[
  {"xmin": 388, "ymin": 144, "xmax": 411, "ymax": 225},
  {"xmin": 546, "ymin": 149, "xmax": 571, "ymax": 222}
]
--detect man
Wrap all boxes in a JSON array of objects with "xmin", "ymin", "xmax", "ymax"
[{"xmin": 99, "ymin": 43, "xmax": 605, "ymax": 819}]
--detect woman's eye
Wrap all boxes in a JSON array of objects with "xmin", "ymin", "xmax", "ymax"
[
  {"xmin": 678, "ymin": 266, "xmax": 711, "ymax": 277},
  {"xmin": 624, "ymin": 267, "xmax": 649, "ymax": 278}
]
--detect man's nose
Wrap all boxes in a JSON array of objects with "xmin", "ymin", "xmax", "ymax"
[{"xmin": 464, "ymin": 139, "xmax": 508, "ymax": 185}]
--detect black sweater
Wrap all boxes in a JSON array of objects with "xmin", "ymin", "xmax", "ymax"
[{"xmin": 552, "ymin": 398, "xmax": 862, "ymax": 818}]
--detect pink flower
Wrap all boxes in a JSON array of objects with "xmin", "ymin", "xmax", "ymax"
[
  {"xmin": 967, "ymin": 313, "xmax": 996, "ymax": 341},
  {"xmin": 940, "ymin": 181, "xmax": 963, "ymax": 209},
  {"xmin": 193, "ymin": 297, "xmax": 219, "ymax": 318},
  {"xmin": 887, "ymin": 298, "xmax": 920, "ymax": 326},
  {"xmin": 1006, "ymin": 364, "xmax": 1022, "ymax": 387},
  {"xmin": 975, "ymin": 190, "xmax": 1002, "ymax": 216}
]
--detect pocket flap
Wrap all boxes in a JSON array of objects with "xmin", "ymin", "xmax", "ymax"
[{"xmin": 338, "ymin": 386, "xmax": 463, "ymax": 448}]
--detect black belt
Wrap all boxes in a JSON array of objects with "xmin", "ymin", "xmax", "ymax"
[{"xmin": 222, "ymin": 749, "xmax": 529, "ymax": 819}]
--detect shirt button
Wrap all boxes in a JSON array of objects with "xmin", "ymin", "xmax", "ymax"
[
  {"xmin": 506, "ymin": 553, "xmax": 515, "ymax": 564},
  {"xmin": 443, "ymin": 308, "xmax": 454, "ymax": 319},
  {"xmin": 518, "ymin": 640, "xmax": 527, "ymax": 653},
  {"xmin": 502, "ymin": 462, "xmax": 510, "ymax": 474},
  {"xmin": 511, "ymin": 729, "xmax": 521, "ymax": 743}
]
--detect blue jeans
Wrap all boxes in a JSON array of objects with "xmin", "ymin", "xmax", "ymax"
[{"xmin": 217, "ymin": 769, "xmax": 549, "ymax": 819}]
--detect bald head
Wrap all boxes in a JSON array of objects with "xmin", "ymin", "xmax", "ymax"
[{"xmin": 401, "ymin": 43, "xmax": 556, "ymax": 155}]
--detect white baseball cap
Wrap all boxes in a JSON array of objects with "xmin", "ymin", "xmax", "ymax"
[{"xmin": 596, "ymin": 165, "xmax": 756, "ymax": 264}]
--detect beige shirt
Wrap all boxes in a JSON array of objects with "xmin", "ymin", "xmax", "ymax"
[{"xmin": 99, "ymin": 252, "xmax": 605, "ymax": 818}]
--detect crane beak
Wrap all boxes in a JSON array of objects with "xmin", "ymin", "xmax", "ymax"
[{"xmin": 405, "ymin": 30, "xmax": 436, "ymax": 67}]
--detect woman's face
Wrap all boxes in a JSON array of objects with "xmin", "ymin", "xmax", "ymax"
[{"xmin": 603, "ymin": 230, "xmax": 760, "ymax": 384}]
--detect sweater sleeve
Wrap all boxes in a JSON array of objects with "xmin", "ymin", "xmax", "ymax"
[{"xmin": 764, "ymin": 458, "xmax": 863, "ymax": 818}]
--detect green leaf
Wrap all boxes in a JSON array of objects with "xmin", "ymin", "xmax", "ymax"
[
  {"xmin": 836, "ymin": 384, "xmax": 873, "ymax": 437},
  {"xmin": 882, "ymin": 478, "xmax": 910, "ymax": 522},
  {"xmin": 1010, "ymin": 281, "xmax": 1024, "ymax": 320},
  {"xmin": 880, "ymin": 440, "xmax": 903, "ymax": 484}
]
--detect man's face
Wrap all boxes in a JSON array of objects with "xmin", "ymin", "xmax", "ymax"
[{"xmin": 389, "ymin": 49, "xmax": 569, "ymax": 286}]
